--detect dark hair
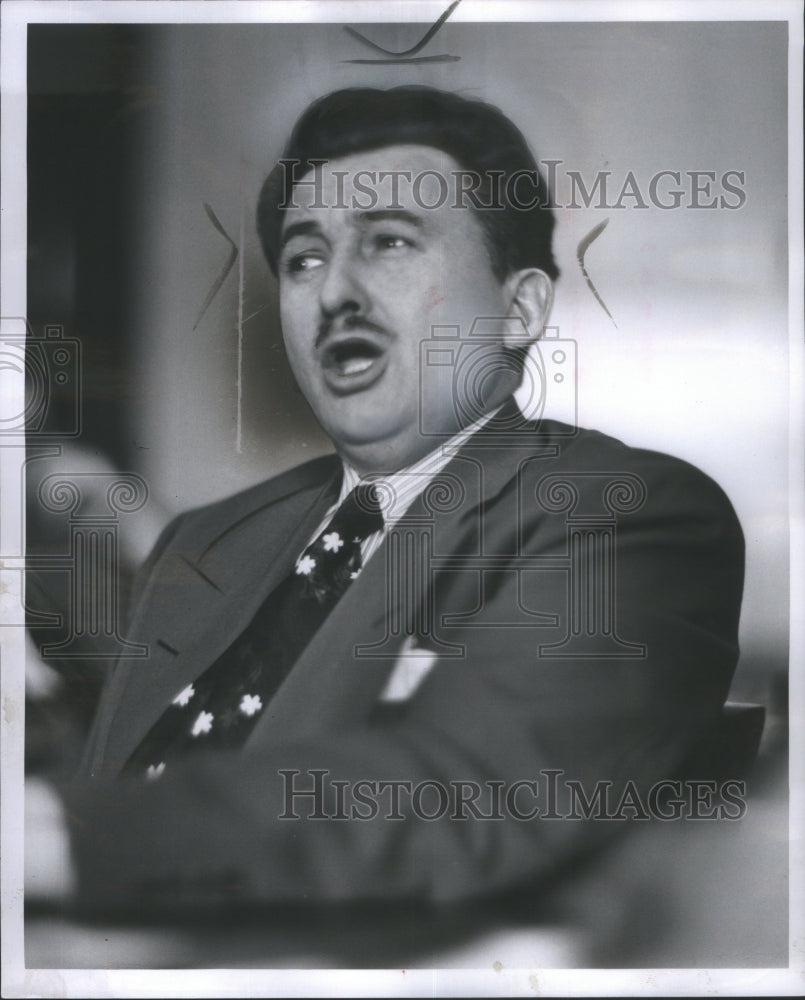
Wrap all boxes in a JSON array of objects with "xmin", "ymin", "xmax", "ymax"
[{"xmin": 257, "ymin": 86, "xmax": 559, "ymax": 282}]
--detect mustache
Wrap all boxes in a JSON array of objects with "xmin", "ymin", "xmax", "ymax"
[{"xmin": 315, "ymin": 313, "xmax": 390, "ymax": 349}]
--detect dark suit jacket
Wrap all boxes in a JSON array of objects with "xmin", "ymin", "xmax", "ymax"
[{"xmin": 64, "ymin": 406, "xmax": 744, "ymax": 915}]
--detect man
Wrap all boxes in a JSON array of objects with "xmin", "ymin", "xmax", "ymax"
[{"xmin": 44, "ymin": 87, "xmax": 744, "ymax": 921}]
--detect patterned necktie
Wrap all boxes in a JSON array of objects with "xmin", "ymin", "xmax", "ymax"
[
  {"xmin": 295, "ymin": 482, "xmax": 384, "ymax": 602},
  {"xmin": 124, "ymin": 482, "xmax": 384, "ymax": 777}
]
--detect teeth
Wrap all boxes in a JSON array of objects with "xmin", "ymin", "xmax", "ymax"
[{"xmin": 340, "ymin": 358, "xmax": 374, "ymax": 376}]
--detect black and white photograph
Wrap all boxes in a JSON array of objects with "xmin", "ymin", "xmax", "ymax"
[{"xmin": 1, "ymin": 1, "xmax": 803, "ymax": 995}]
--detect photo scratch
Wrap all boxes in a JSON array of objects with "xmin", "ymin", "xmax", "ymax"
[
  {"xmin": 193, "ymin": 202, "xmax": 239, "ymax": 332},
  {"xmin": 344, "ymin": 0, "xmax": 461, "ymax": 63},
  {"xmin": 576, "ymin": 218, "xmax": 617, "ymax": 328}
]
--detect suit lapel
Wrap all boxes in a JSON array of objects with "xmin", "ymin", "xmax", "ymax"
[{"xmin": 92, "ymin": 466, "xmax": 340, "ymax": 775}]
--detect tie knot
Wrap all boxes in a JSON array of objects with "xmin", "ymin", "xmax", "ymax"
[
  {"xmin": 295, "ymin": 482, "xmax": 384, "ymax": 602},
  {"xmin": 333, "ymin": 482, "xmax": 384, "ymax": 539}
]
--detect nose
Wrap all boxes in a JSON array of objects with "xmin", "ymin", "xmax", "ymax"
[{"xmin": 318, "ymin": 247, "xmax": 369, "ymax": 319}]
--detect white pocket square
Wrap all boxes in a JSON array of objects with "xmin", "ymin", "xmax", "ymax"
[{"xmin": 378, "ymin": 637, "xmax": 439, "ymax": 703}]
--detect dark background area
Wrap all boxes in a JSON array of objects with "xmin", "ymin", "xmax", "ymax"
[
  {"xmin": 26, "ymin": 26, "xmax": 160, "ymax": 772},
  {"xmin": 27, "ymin": 25, "xmax": 157, "ymax": 466}
]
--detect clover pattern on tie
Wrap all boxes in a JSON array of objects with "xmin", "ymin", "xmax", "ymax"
[
  {"xmin": 295, "ymin": 483, "xmax": 384, "ymax": 603},
  {"xmin": 135, "ymin": 661, "xmax": 271, "ymax": 780}
]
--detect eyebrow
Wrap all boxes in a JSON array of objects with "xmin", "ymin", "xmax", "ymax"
[
  {"xmin": 279, "ymin": 220, "xmax": 322, "ymax": 251},
  {"xmin": 358, "ymin": 210, "xmax": 425, "ymax": 229}
]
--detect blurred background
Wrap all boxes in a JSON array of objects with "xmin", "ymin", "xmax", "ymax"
[{"xmin": 24, "ymin": 17, "xmax": 790, "ymax": 968}]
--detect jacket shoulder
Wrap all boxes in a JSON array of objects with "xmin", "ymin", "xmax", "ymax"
[
  {"xmin": 151, "ymin": 453, "xmax": 340, "ymax": 561},
  {"xmin": 528, "ymin": 421, "xmax": 745, "ymax": 563},
  {"xmin": 540, "ymin": 420, "xmax": 734, "ymax": 498}
]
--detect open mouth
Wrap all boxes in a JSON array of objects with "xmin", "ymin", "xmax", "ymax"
[{"xmin": 319, "ymin": 334, "xmax": 389, "ymax": 393}]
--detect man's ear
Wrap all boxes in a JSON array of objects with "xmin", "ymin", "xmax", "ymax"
[{"xmin": 502, "ymin": 269, "xmax": 554, "ymax": 348}]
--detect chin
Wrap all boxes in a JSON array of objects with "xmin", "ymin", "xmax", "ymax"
[
  {"xmin": 332, "ymin": 427, "xmax": 428, "ymax": 473},
  {"xmin": 323, "ymin": 417, "xmax": 398, "ymax": 451},
  {"xmin": 323, "ymin": 402, "xmax": 402, "ymax": 442}
]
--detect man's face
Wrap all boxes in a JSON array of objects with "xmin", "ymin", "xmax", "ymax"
[{"xmin": 278, "ymin": 145, "xmax": 516, "ymax": 474}]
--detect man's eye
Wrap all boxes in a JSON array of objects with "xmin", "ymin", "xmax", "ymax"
[
  {"xmin": 374, "ymin": 235, "xmax": 412, "ymax": 251},
  {"xmin": 282, "ymin": 252, "xmax": 325, "ymax": 275}
]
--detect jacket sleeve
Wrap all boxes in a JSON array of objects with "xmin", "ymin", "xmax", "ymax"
[{"xmin": 61, "ymin": 452, "xmax": 745, "ymax": 915}]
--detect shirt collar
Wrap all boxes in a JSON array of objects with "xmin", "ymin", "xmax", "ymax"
[{"xmin": 336, "ymin": 405, "xmax": 504, "ymax": 530}]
